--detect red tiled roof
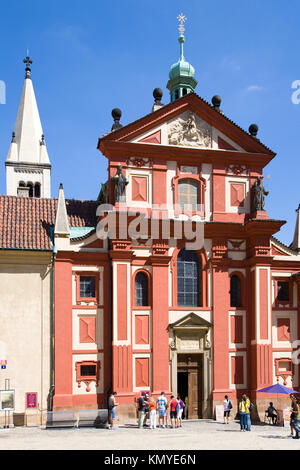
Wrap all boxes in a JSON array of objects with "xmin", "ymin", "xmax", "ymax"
[{"xmin": 0, "ymin": 196, "xmax": 98, "ymax": 250}]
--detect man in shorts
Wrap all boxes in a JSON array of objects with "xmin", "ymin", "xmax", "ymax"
[
  {"xmin": 156, "ymin": 391, "xmax": 168, "ymax": 428},
  {"xmin": 108, "ymin": 391, "xmax": 118, "ymax": 429},
  {"xmin": 170, "ymin": 395, "xmax": 179, "ymax": 428}
]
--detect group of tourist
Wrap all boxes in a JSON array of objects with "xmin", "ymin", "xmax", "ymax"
[
  {"xmin": 108, "ymin": 390, "xmax": 300, "ymax": 436},
  {"xmin": 223, "ymin": 393, "xmax": 300, "ymax": 438},
  {"xmin": 137, "ymin": 391, "xmax": 186, "ymax": 429},
  {"xmin": 107, "ymin": 391, "xmax": 187, "ymax": 430}
]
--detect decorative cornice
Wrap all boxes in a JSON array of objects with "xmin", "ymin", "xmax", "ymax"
[{"xmin": 6, "ymin": 161, "xmax": 51, "ymax": 170}]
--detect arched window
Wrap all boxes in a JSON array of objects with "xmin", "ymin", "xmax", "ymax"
[
  {"xmin": 182, "ymin": 88, "xmax": 187, "ymax": 96},
  {"xmin": 135, "ymin": 272, "xmax": 148, "ymax": 307},
  {"xmin": 178, "ymin": 179, "xmax": 199, "ymax": 211},
  {"xmin": 19, "ymin": 181, "xmax": 25, "ymax": 187},
  {"xmin": 34, "ymin": 183, "xmax": 41, "ymax": 198},
  {"xmin": 230, "ymin": 275, "xmax": 242, "ymax": 307},
  {"xmin": 177, "ymin": 249, "xmax": 201, "ymax": 306}
]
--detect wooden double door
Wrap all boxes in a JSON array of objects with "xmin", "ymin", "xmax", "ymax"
[{"xmin": 177, "ymin": 354, "xmax": 203, "ymax": 419}]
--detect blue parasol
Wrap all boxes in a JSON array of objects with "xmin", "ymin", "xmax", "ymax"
[
  {"xmin": 258, "ymin": 383, "xmax": 299, "ymax": 394},
  {"xmin": 258, "ymin": 383, "xmax": 299, "ymax": 423}
]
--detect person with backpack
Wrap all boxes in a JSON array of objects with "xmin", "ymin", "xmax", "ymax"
[
  {"xmin": 239, "ymin": 394, "xmax": 250, "ymax": 431},
  {"xmin": 137, "ymin": 392, "xmax": 147, "ymax": 429},
  {"xmin": 224, "ymin": 395, "xmax": 232, "ymax": 424}
]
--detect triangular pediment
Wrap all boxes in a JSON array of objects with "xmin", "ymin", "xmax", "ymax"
[
  {"xmin": 169, "ymin": 312, "xmax": 212, "ymax": 329},
  {"xmin": 133, "ymin": 110, "xmax": 244, "ymax": 151},
  {"xmin": 98, "ymin": 93, "xmax": 275, "ymax": 157}
]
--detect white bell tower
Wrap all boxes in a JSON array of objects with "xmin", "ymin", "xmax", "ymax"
[{"xmin": 5, "ymin": 56, "xmax": 51, "ymax": 198}]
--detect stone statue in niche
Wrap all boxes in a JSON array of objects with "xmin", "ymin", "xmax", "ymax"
[
  {"xmin": 168, "ymin": 112, "xmax": 212, "ymax": 148},
  {"xmin": 111, "ymin": 165, "xmax": 128, "ymax": 203},
  {"xmin": 252, "ymin": 176, "xmax": 269, "ymax": 211}
]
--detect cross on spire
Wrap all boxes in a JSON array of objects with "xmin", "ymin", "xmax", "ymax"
[
  {"xmin": 23, "ymin": 55, "xmax": 32, "ymax": 79},
  {"xmin": 177, "ymin": 13, "xmax": 187, "ymax": 36}
]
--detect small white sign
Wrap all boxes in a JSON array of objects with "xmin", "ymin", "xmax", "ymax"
[{"xmin": 215, "ymin": 405, "xmax": 224, "ymax": 422}]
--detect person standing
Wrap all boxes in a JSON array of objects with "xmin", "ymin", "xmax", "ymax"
[
  {"xmin": 289, "ymin": 394, "xmax": 297, "ymax": 437},
  {"xmin": 177, "ymin": 395, "xmax": 184, "ymax": 427},
  {"xmin": 292, "ymin": 396, "xmax": 300, "ymax": 439},
  {"xmin": 137, "ymin": 392, "xmax": 146, "ymax": 429},
  {"xmin": 143, "ymin": 393, "xmax": 150, "ymax": 427},
  {"xmin": 156, "ymin": 392, "xmax": 168, "ymax": 428},
  {"xmin": 223, "ymin": 395, "xmax": 232, "ymax": 424},
  {"xmin": 245, "ymin": 395, "xmax": 252, "ymax": 431},
  {"xmin": 108, "ymin": 391, "xmax": 118, "ymax": 430},
  {"xmin": 184, "ymin": 396, "xmax": 189, "ymax": 419},
  {"xmin": 149, "ymin": 396, "xmax": 157, "ymax": 429},
  {"xmin": 170, "ymin": 395, "xmax": 178, "ymax": 428},
  {"xmin": 239, "ymin": 394, "xmax": 250, "ymax": 431}
]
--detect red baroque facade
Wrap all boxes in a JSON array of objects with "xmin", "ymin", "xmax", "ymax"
[{"xmin": 52, "ymin": 93, "xmax": 300, "ymax": 420}]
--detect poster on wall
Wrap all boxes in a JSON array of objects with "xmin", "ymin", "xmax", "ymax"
[
  {"xmin": 26, "ymin": 392, "xmax": 37, "ymax": 409},
  {"xmin": 0, "ymin": 390, "xmax": 15, "ymax": 411}
]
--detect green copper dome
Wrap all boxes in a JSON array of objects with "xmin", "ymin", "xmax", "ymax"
[{"xmin": 167, "ymin": 35, "xmax": 197, "ymax": 102}]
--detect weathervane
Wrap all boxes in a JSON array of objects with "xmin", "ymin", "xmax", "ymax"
[{"xmin": 177, "ymin": 13, "xmax": 187, "ymax": 36}]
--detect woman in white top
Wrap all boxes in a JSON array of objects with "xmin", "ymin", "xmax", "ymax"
[{"xmin": 224, "ymin": 395, "xmax": 232, "ymax": 424}]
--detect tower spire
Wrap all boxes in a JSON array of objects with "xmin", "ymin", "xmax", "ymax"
[
  {"xmin": 5, "ymin": 57, "xmax": 51, "ymax": 198},
  {"xmin": 167, "ymin": 14, "xmax": 197, "ymax": 102}
]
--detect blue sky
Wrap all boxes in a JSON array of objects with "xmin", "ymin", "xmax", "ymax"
[{"xmin": 0, "ymin": 0, "xmax": 299, "ymax": 245}]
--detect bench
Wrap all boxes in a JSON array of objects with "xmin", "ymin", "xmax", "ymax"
[
  {"xmin": 46, "ymin": 410, "xmax": 77, "ymax": 429},
  {"xmin": 78, "ymin": 409, "xmax": 109, "ymax": 428}
]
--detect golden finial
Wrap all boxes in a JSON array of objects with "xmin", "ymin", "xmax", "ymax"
[{"xmin": 177, "ymin": 13, "xmax": 187, "ymax": 36}]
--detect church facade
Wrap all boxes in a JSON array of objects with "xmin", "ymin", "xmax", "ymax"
[{"xmin": 1, "ymin": 23, "xmax": 300, "ymax": 425}]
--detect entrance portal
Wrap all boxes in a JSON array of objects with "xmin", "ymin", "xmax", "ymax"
[
  {"xmin": 177, "ymin": 354, "xmax": 203, "ymax": 419},
  {"xmin": 177, "ymin": 371, "xmax": 188, "ymax": 418}
]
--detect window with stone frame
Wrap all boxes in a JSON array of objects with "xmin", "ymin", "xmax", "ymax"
[
  {"xmin": 178, "ymin": 179, "xmax": 200, "ymax": 212},
  {"xmin": 79, "ymin": 276, "xmax": 96, "ymax": 299},
  {"xmin": 277, "ymin": 281, "xmax": 289, "ymax": 302},
  {"xmin": 135, "ymin": 272, "xmax": 149, "ymax": 307},
  {"xmin": 177, "ymin": 249, "xmax": 201, "ymax": 307},
  {"xmin": 230, "ymin": 274, "xmax": 242, "ymax": 307}
]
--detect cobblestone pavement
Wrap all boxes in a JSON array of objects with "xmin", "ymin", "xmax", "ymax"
[{"xmin": 0, "ymin": 420, "xmax": 299, "ymax": 450}]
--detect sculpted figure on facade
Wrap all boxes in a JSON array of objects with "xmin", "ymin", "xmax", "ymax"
[
  {"xmin": 252, "ymin": 176, "xmax": 269, "ymax": 211},
  {"xmin": 111, "ymin": 165, "xmax": 128, "ymax": 203},
  {"xmin": 168, "ymin": 112, "xmax": 212, "ymax": 148}
]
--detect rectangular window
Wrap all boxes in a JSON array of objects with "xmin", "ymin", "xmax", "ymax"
[
  {"xmin": 80, "ymin": 276, "xmax": 95, "ymax": 298},
  {"xmin": 277, "ymin": 281, "xmax": 289, "ymax": 302},
  {"xmin": 80, "ymin": 364, "xmax": 97, "ymax": 377},
  {"xmin": 178, "ymin": 179, "xmax": 199, "ymax": 211}
]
